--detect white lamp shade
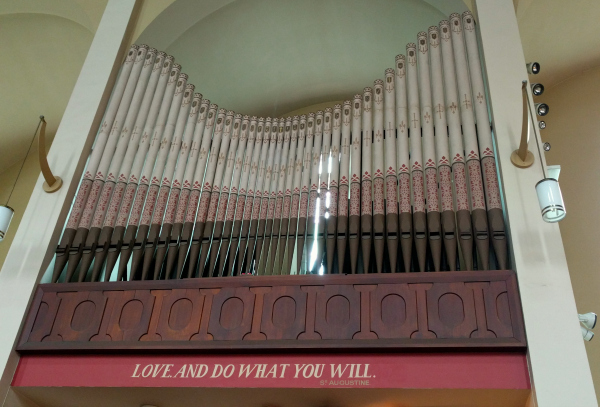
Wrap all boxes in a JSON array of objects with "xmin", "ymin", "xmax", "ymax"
[
  {"xmin": 0, "ymin": 205, "xmax": 14, "ymax": 241},
  {"xmin": 535, "ymin": 178, "xmax": 566, "ymax": 223},
  {"xmin": 547, "ymin": 164, "xmax": 561, "ymax": 181}
]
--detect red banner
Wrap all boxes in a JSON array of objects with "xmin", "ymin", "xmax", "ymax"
[{"xmin": 13, "ymin": 352, "xmax": 529, "ymax": 389}]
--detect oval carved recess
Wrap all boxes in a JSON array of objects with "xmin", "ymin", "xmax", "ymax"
[
  {"xmin": 220, "ymin": 297, "xmax": 244, "ymax": 330},
  {"xmin": 326, "ymin": 295, "xmax": 350, "ymax": 327},
  {"xmin": 381, "ymin": 294, "xmax": 406, "ymax": 327},
  {"xmin": 169, "ymin": 299, "xmax": 193, "ymax": 331},
  {"xmin": 18, "ymin": 271, "xmax": 525, "ymax": 351},
  {"xmin": 120, "ymin": 300, "xmax": 144, "ymax": 331},
  {"xmin": 272, "ymin": 296, "xmax": 296, "ymax": 329},
  {"xmin": 438, "ymin": 293, "xmax": 464, "ymax": 328},
  {"xmin": 71, "ymin": 301, "xmax": 95, "ymax": 331}
]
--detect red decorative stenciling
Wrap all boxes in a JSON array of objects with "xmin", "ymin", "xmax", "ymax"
[
  {"xmin": 385, "ymin": 176, "xmax": 398, "ymax": 215},
  {"xmin": 339, "ymin": 175, "xmax": 349, "ymax": 186},
  {"xmin": 482, "ymin": 157, "xmax": 502, "ymax": 210},
  {"xmin": 226, "ymin": 194, "xmax": 238, "ymax": 221},
  {"xmin": 267, "ymin": 197, "xmax": 276, "ymax": 219},
  {"xmin": 175, "ymin": 188, "xmax": 191, "ymax": 224},
  {"xmin": 140, "ymin": 185, "xmax": 160, "ymax": 225},
  {"xmin": 412, "ymin": 171, "xmax": 425, "ymax": 213},
  {"xmin": 338, "ymin": 185, "xmax": 348, "ymax": 217},
  {"xmin": 163, "ymin": 188, "xmax": 180, "ymax": 224},
  {"xmin": 244, "ymin": 196, "xmax": 255, "ymax": 221},
  {"xmin": 319, "ymin": 190, "xmax": 327, "ymax": 218},
  {"xmin": 467, "ymin": 150, "xmax": 479, "ymax": 161},
  {"xmin": 425, "ymin": 168, "xmax": 440, "ymax": 213},
  {"xmin": 361, "ymin": 180, "xmax": 372, "ymax": 215},
  {"xmin": 438, "ymin": 166, "xmax": 454, "ymax": 212},
  {"xmin": 207, "ymin": 192, "xmax": 220, "ymax": 222},
  {"xmin": 412, "ymin": 161, "xmax": 422, "ymax": 171},
  {"xmin": 235, "ymin": 195, "xmax": 246, "ymax": 221},
  {"xmin": 128, "ymin": 184, "xmax": 149, "ymax": 226},
  {"xmin": 329, "ymin": 187, "xmax": 339, "ymax": 217},
  {"xmin": 439, "ymin": 156, "xmax": 450, "ymax": 166},
  {"xmin": 453, "ymin": 163, "xmax": 469, "ymax": 212},
  {"xmin": 373, "ymin": 178, "xmax": 385, "ymax": 215},
  {"xmin": 426, "ymin": 158, "xmax": 436, "ymax": 169},
  {"xmin": 197, "ymin": 191, "xmax": 211, "ymax": 223},
  {"xmin": 104, "ymin": 182, "xmax": 126, "ymax": 228},
  {"xmin": 91, "ymin": 182, "xmax": 115, "ymax": 228},
  {"xmin": 260, "ymin": 197, "xmax": 269, "ymax": 220},
  {"xmin": 399, "ymin": 173, "xmax": 411, "ymax": 213},
  {"xmin": 453, "ymin": 153, "xmax": 464, "ymax": 163},
  {"xmin": 467, "ymin": 160, "xmax": 486, "ymax": 211},
  {"xmin": 275, "ymin": 197, "xmax": 283, "ymax": 219},
  {"xmin": 185, "ymin": 190, "xmax": 200, "ymax": 223},
  {"xmin": 299, "ymin": 192, "xmax": 309, "ymax": 218},
  {"xmin": 79, "ymin": 180, "xmax": 105, "ymax": 229},
  {"xmin": 290, "ymin": 195, "xmax": 300, "ymax": 218},
  {"xmin": 216, "ymin": 195, "xmax": 229, "ymax": 222},
  {"xmin": 66, "ymin": 179, "xmax": 92, "ymax": 229},
  {"xmin": 115, "ymin": 183, "xmax": 137, "ymax": 228},
  {"xmin": 251, "ymin": 196, "xmax": 261, "ymax": 220},
  {"xmin": 362, "ymin": 171, "xmax": 371, "ymax": 181},
  {"xmin": 398, "ymin": 164, "xmax": 409, "ymax": 175},
  {"xmin": 308, "ymin": 191, "xmax": 318, "ymax": 217},
  {"xmin": 482, "ymin": 147, "xmax": 494, "ymax": 157},
  {"xmin": 350, "ymin": 183, "xmax": 360, "ymax": 217},
  {"xmin": 282, "ymin": 196, "xmax": 292, "ymax": 218},
  {"xmin": 152, "ymin": 186, "xmax": 171, "ymax": 224}
]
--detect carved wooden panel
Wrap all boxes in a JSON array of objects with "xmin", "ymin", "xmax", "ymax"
[{"xmin": 18, "ymin": 271, "xmax": 526, "ymax": 352}]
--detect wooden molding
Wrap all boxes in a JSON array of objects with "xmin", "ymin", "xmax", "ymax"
[{"xmin": 18, "ymin": 271, "xmax": 526, "ymax": 352}]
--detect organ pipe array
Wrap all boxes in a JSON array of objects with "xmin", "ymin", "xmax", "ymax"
[{"xmin": 52, "ymin": 11, "xmax": 508, "ymax": 282}]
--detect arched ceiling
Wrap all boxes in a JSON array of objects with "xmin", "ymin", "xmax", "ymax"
[
  {"xmin": 137, "ymin": 0, "xmax": 468, "ymax": 118},
  {"xmin": 1, "ymin": 0, "xmax": 600, "ymax": 176},
  {"xmin": 0, "ymin": 12, "xmax": 94, "ymax": 174}
]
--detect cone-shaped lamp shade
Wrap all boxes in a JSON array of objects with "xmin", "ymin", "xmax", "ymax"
[
  {"xmin": 535, "ymin": 178, "xmax": 566, "ymax": 223},
  {"xmin": 0, "ymin": 205, "xmax": 14, "ymax": 241}
]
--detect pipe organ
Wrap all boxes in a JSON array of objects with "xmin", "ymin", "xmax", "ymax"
[{"xmin": 51, "ymin": 11, "xmax": 509, "ymax": 283}]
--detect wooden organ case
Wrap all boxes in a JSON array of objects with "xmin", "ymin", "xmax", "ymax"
[{"xmin": 18, "ymin": 11, "xmax": 526, "ymax": 353}]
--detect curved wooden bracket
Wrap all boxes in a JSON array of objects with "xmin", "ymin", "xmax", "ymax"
[
  {"xmin": 38, "ymin": 117, "xmax": 62, "ymax": 193},
  {"xmin": 511, "ymin": 82, "xmax": 534, "ymax": 168}
]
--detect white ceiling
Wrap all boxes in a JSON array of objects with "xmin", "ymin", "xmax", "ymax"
[{"xmin": 0, "ymin": 0, "xmax": 599, "ymax": 175}]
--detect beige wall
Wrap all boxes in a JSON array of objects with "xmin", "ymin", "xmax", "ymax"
[
  {"xmin": 0, "ymin": 134, "xmax": 53, "ymax": 270},
  {"xmin": 542, "ymin": 66, "xmax": 600, "ymax": 398}
]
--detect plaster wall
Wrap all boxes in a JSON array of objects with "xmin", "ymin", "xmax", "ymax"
[{"xmin": 542, "ymin": 66, "xmax": 600, "ymax": 399}]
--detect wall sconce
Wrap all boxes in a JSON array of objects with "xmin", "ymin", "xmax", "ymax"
[
  {"xmin": 0, "ymin": 116, "xmax": 61, "ymax": 243},
  {"xmin": 0, "ymin": 205, "xmax": 13, "ymax": 242},
  {"xmin": 512, "ymin": 78, "xmax": 566, "ymax": 223},
  {"xmin": 39, "ymin": 116, "xmax": 62, "ymax": 193},
  {"xmin": 536, "ymin": 177, "xmax": 566, "ymax": 223},
  {"xmin": 580, "ymin": 312, "xmax": 597, "ymax": 341}
]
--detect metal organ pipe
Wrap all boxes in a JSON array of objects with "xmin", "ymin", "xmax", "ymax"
[{"xmin": 52, "ymin": 14, "xmax": 510, "ymax": 282}]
